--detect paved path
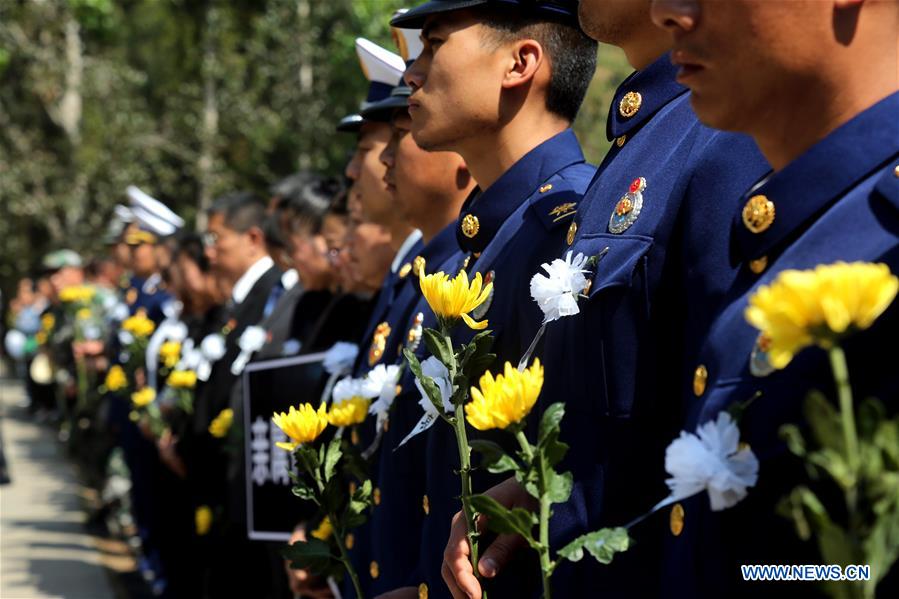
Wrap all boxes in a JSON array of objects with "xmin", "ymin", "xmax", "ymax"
[{"xmin": 0, "ymin": 377, "xmax": 118, "ymax": 599}]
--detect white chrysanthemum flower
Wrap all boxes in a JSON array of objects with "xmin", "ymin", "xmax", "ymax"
[
  {"xmin": 118, "ymin": 330, "xmax": 135, "ymax": 346},
  {"xmin": 664, "ymin": 412, "xmax": 759, "ymax": 511},
  {"xmin": 415, "ymin": 356, "xmax": 455, "ymax": 416},
  {"xmin": 529, "ymin": 251, "xmax": 590, "ymax": 323},
  {"xmin": 323, "ymin": 342, "xmax": 359, "ymax": 375},
  {"xmin": 365, "ymin": 364, "xmax": 401, "ymax": 423},
  {"xmin": 238, "ymin": 326, "xmax": 267, "ymax": 353},
  {"xmin": 332, "ymin": 377, "xmax": 371, "ymax": 403},
  {"xmin": 200, "ymin": 333, "xmax": 226, "ymax": 361}
]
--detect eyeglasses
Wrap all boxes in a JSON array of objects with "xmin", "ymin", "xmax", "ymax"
[{"xmin": 201, "ymin": 231, "xmax": 219, "ymax": 248}]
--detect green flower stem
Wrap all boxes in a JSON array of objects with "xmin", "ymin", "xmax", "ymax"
[
  {"xmin": 298, "ymin": 450, "xmax": 365, "ymax": 599},
  {"xmin": 828, "ymin": 346, "xmax": 859, "ymax": 510},
  {"xmin": 441, "ymin": 326, "xmax": 483, "ymax": 596},
  {"xmin": 515, "ymin": 429, "xmax": 552, "ymax": 599}
]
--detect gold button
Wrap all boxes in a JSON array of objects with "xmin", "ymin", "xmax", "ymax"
[
  {"xmin": 370, "ymin": 561, "xmax": 380, "ymax": 579},
  {"xmin": 539, "ymin": 183, "xmax": 553, "ymax": 193},
  {"xmin": 351, "ymin": 428, "xmax": 360, "ymax": 445},
  {"xmin": 422, "ymin": 494, "xmax": 430, "ymax": 515},
  {"xmin": 398, "ymin": 263, "xmax": 412, "ymax": 278},
  {"xmin": 345, "ymin": 533, "xmax": 355, "ymax": 549},
  {"xmin": 670, "ymin": 503, "xmax": 685, "ymax": 536},
  {"xmin": 693, "ymin": 364, "xmax": 708, "ymax": 397},
  {"xmin": 566, "ymin": 221, "xmax": 577, "ymax": 246},
  {"xmin": 748, "ymin": 256, "xmax": 768, "ymax": 274},
  {"xmin": 349, "ymin": 481, "xmax": 357, "ymax": 494},
  {"xmin": 413, "ymin": 255, "xmax": 426, "ymax": 277},
  {"xmin": 742, "ymin": 194, "xmax": 776, "ymax": 233},
  {"xmin": 373, "ymin": 487, "xmax": 381, "ymax": 505},
  {"xmin": 619, "ymin": 91, "xmax": 642, "ymax": 118},
  {"xmin": 616, "ymin": 135, "xmax": 627, "ymax": 147},
  {"xmin": 419, "ymin": 583, "xmax": 429, "ymax": 599},
  {"xmin": 894, "ymin": 165, "xmax": 899, "ymax": 178},
  {"xmin": 461, "ymin": 214, "xmax": 479, "ymax": 238}
]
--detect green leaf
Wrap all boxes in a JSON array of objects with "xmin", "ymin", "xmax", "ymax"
[
  {"xmin": 538, "ymin": 403, "xmax": 565, "ymax": 446},
  {"xmin": 323, "ymin": 436, "xmax": 342, "ymax": 483},
  {"xmin": 544, "ymin": 469, "xmax": 573, "ymax": 504},
  {"xmin": 349, "ymin": 479, "xmax": 373, "ymax": 514},
  {"xmin": 291, "ymin": 482, "xmax": 316, "ymax": 503},
  {"xmin": 423, "ymin": 328, "xmax": 454, "ymax": 368},
  {"xmin": 404, "ymin": 348, "xmax": 447, "ymax": 416},
  {"xmin": 779, "ymin": 424, "xmax": 807, "ymax": 458},
  {"xmin": 803, "ymin": 391, "xmax": 844, "ymax": 453},
  {"xmin": 470, "ymin": 439, "xmax": 519, "ymax": 474},
  {"xmin": 470, "ymin": 494, "xmax": 537, "ymax": 543},
  {"xmin": 558, "ymin": 528, "xmax": 630, "ymax": 564},
  {"xmin": 807, "ymin": 448, "xmax": 856, "ymax": 489},
  {"xmin": 282, "ymin": 538, "xmax": 337, "ymax": 575}
]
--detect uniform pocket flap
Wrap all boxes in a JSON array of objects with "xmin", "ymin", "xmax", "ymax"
[{"xmin": 578, "ymin": 234, "xmax": 653, "ymax": 297}]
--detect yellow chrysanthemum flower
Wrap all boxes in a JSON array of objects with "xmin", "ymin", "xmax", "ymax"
[
  {"xmin": 159, "ymin": 341, "xmax": 182, "ymax": 369},
  {"xmin": 327, "ymin": 397, "xmax": 370, "ymax": 428},
  {"xmin": 76, "ymin": 308, "xmax": 92, "ymax": 321},
  {"xmin": 745, "ymin": 262, "xmax": 898, "ymax": 369},
  {"xmin": 195, "ymin": 505, "xmax": 212, "ymax": 536},
  {"xmin": 311, "ymin": 516, "xmax": 333, "ymax": 541},
  {"xmin": 105, "ymin": 365, "xmax": 128, "ymax": 392},
  {"xmin": 59, "ymin": 285, "xmax": 95, "ymax": 304},
  {"xmin": 122, "ymin": 311, "xmax": 156, "ymax": 338},
  {"xmin": 131, "ymin": 387, "xmax": 156, "ymax": 408},
  {"xmin": 41, "ymin": 313, "xmax": 56, "ymax": 332},
  {"xmin": 419, "ymin": 270, "xmax": 493, "ymax": 330},
  {"xmin": 167, "ymin": 369, "xmax": 197, "ymax": 389},
  {"xmin": 465, "ymin": 359, "xmax": 544, "ymax": 431},
  {"xmin": 272, "ymin": 403, "xmax": 329, "ymax": 451},
  {"xmin": 208, "ymin": 408, "xmax": 234, "ymax": 439}
]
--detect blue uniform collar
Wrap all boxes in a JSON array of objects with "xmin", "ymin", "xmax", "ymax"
[
  {"xmin": 456, "ymin": 128, "xmax": 585, "ymax": 253},
  {"xmin": 607, "ymin": 53, "xmax": 686, "ymax": 140},
  {"xmin": 417, "ymin": 221, "xmax": 459, "ymax": 275},
  {"xmin": 732, "ymin": 91, "xmax": 899, "ymax": 264}
]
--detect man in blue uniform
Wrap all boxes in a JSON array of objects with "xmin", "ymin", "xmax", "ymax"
[
  {"xmin": 341, "ymin": 19, "xmax": 478, "ymax": 596},
  {"xmin": 649, "ymin": 0, "xmax": 899, "ymax": 596},
  {"xmin": 441, "ymin": 0, "xmax": 771, "ymax": 597},
  {"xmin": 384, "ymin": 2, "xmax": 598, "ymax": 597}
]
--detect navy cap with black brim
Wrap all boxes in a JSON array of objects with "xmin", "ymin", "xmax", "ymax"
[
  {"xmin": 336, "ymin": 113, "xmax": 365, "ymax": 133},
  {"xmin": 390, "ymin": 0, "xmax": 579, "ymax": 28},
  {"xmin": 360, "ymin": 83, "xmax": 412, "ymax": 122}
]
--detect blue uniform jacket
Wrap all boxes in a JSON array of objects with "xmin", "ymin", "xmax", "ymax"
[
  {"xmin": 539, "ymin": 55, "xmax": 770, "ymax": 597},
  {"xmin": 661, "ymin": 92, "xmax": 899, "ymax": 599},
  {"xmin": 407, "ymin": 129, "xmax": 595, "ymax": 599}
]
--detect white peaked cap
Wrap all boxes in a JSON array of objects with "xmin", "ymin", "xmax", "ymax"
[
  {"xmin": 131, "ymin": 205, "xmax": 178, "ymax": 237},
  {"xmin": 391, "ymin": 10, "xmax": 424, "ymax": 62},
  {"xmin": 113, "ymin": 204, "xmax": 134, "ymax": 223},
  {"xmin": 355, "ymin": 38, "xmax": 406, "ymax": 85},
  {"xmin": 126, "ymin": 185, "xmax": 185, "ymax": 230}
]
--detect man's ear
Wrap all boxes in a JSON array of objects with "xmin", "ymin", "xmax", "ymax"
[
  {"xmin": 501, "ymin": 39, "xmax": 544, "ymax": 90},
  {"xmin": 246, "ymin": 226, "xmax": 266, "ymax": 250}
]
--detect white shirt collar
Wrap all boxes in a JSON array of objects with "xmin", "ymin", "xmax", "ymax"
[
  {"xmin": 390, "ymin": 230, "xmax": 423, "ymax": 274},
  {"xmin": 281, "ymin": 269, "xmax": 299, "ymax": 291},
  {"xmin": 232, "ymin": 255, "xmax": 275, "ymax": 304}
]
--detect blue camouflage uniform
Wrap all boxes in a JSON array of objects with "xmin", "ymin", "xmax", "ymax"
[
  {"xmin": 661, "ymin": 91, "xmax": 899, "ymax": 599},
  {"xmin": 537, "ymin": 54, "xmax": 771, "ymax": 597},
  {"xmin": 402, "ymin": 129, "xmax": 595, "ymax": 599}
]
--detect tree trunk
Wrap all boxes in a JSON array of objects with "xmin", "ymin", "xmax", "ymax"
[{"xmin": 196, "ymin": 4, "xmax": 219, "ymax": 231}]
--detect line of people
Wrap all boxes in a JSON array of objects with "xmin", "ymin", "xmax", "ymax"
[{"xmin": 3, "ymin": 0, "xmax": 897, "ymax": 598}]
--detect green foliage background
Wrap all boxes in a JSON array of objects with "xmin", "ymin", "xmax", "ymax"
[{"xmin": 0, "ymin": 0, "xmax": 630, "ymax": 297}]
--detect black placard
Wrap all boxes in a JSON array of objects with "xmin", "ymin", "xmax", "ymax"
[{"xmin": 242, "ymin": 352, "xmax": 327, "ymax": 541}]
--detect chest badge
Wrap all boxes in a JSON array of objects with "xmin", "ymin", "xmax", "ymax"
[
  {"xmin": 609, "ymin": 177, "xmax": 646, "ymax": 234},
  {"xmin": 369, "ymin": 321, "xmax": 392, "ymax": 366},
  {"xmin": 405, "ymin": 312, "xmax": 425, "ymax": 354},
  {"xmin": 749, "ymin": 332, "xmax": 775, "ymax": 377},
  {"xmin": 470, "ymin": 271, "xmax": 495, "ymax": 321},
  {"xmin": 126, "ymin": 288, "xmax": 138, "ymax": 305}
]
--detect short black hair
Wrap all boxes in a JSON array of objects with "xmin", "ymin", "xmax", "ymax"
[
  {"xmin": 478, "ymin": 10, "xmax": 598, "ymax": 122},
  {"xmin": 172, "ymin": 232, "xmax": 210, "ymax": 273},
  {"xmin": 207, "ymin": 191, "xmax": 266, "ymax": 233},
  {"xmin": 282, "ymin": 176, "xmax": 342, "ymax": 235}
]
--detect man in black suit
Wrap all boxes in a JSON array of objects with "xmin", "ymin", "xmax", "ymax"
[{"xmin": 195, "ymin": 191, "xmax": 282, "ymax": 598}]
